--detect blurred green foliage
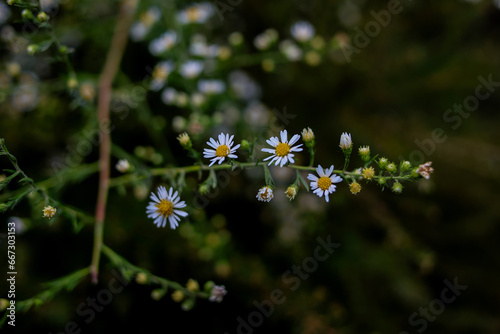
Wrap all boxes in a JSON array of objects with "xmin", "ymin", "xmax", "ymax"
[{"xmin": 1, "ymin": 0, "xmax": 500, "ymax": 333}]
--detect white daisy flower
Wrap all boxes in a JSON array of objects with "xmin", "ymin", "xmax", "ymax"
[
  {"xmin": 197, "ymin": 79, "xmax": 226, "ymax": 94},
  {"xmin": 146, "ymin": 186, "xmax": 188, "ymax": 229},
  {"xmin": 290, "ymin": 21, "xmax": 315, "ymax": 42},
  {"xmin": 307, "ymin": 165, "xmax": 343, "ymax": 202},
  {"xmin": 149, "ymin": 30, "xmax": 177, "ymax": 56},
  {"xmin": 180, "ymin": 60, "xmax": 204, "ymax": 79},
  {"xmin": 177, "ymin": 2, "xmax": 214, "ymax": 24},
  {"xmin": 203, "ymin": 133, "xmax": 241, "ymax": 167},
  {"xmin": 261, "ymin": 130, "xmax": 303, "ymax": 167},
  {"xmin": 256, "ymin": 186, "xmax": 274, "ymax": 202},
  {"xmin": 150, "ymin": 61, "xmax": 175, "ymax": 91}
]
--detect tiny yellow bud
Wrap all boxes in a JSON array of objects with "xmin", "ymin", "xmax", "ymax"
[
  {"xmin": 186, "ymin": 279, "xmax": 199, "ymax": 292},
  {"xmin": 350, "ymin": 181, "xmax": 361, "ymax": 195},
  {"xmin": 362, "ymin": 167, "xmax": 375, "ymax": 180},
  {"xmin": 285, "ymin": 185, "xmax": 298, "ymax": 201},
  {"xmin": 135, "ymin": 272, "xmax": 148, "ymax": 284},
  {"xmin": 37, "ymin": 11, "xmax": 50, "ymax": 22},
  {"xmin": 171, "ymin": 290, "xmax": 184, "ymax": 303},
  {"xmin": 177, "ymin": 132, "xmax": 191, "ymax": 148},
  {"xmin": 42, "ymin": 206, "xmax": 57, "ymax": 219}
]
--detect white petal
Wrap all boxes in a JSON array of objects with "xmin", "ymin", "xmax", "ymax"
[
  {"xmin": 324, "ymin": 192, "xmax": 330, "ymax": 202},
  {"xmin": 263, "ymin": 154, "xmax": 276, "ymax": 161},
  {"xmin": 280, "ymin": 130, "xmax": 288, "ymax": 143},
  {"xmin": 307, "ymin": 174, "xmax": 318, "ymax": 181},
  {"xmin": 150, "ymin": 192, "xmax": 160, "ymax": 203},
  {"xmin": 289, "ymin": 134, "xmax": 300, "ymax": 145},
  {"xmin": 316, "ymin": 165, "xmax": 325, "ymax": 177},
  {"xmin": 231, "ymin": 144, "xmax": 241, "ymax": 151},
  {"xmin": 174, "ymin": 209, "xmax": 188, "ymax": 217},
  {"xmin": 218, "ymin": 133, "xmax": 226, "ymax": 145},
  {"xmin": 175, "ymin": 201, "xmax": 187, "ymax": 208},
  {"xmin": 261, "ymin": 148, "xmax": 276, "ymax": 154}
]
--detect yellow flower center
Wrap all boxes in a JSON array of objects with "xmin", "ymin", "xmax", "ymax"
[
  {"xmin": 275, "ymin": 143, "xmax": 291, "ymax": 157},
  {"xmin": 186, "ymin": 7, "xmax": 201, "ymax": 22},
  {"xmin": 155, "ymin": 199, "xmax": 174, "ymax": 217},
  {"xmin": 317, "ymin": 176, "xmax": 332, "ymax": 191},
  {"xmin": 215, "ymin": 144, "xmax": 230, "ymax": 157}
]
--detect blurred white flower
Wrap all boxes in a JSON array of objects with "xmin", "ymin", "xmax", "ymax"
[
  {"xmin": 243, "ymin": 101, "xmax": 269, "ymax": 127},
  {"xmin": 179, "ymin": 60, "xmax": 204, "ymax": 79},
  {"xmin": 0, "ymin": 3, "xmax": 11, "ymax": 25},
  {"xmin": 177, "ymin": 2, "xmax": 215, "ymax": 24},
  {"xmin": 197, "ymin": 79, "xmax": 226, "ymax": 94},
  {"xmin": 229, "ymin": 70, "xmax": 262, "ymax": 101},
  {"xmin": 148, "ymin": 30, "xmax": 177, "ymax": 56},
  {"xmin": 279, "ymin": 40, "xmax": 303, "ymax": 61},
  {"xmin": 115, "ymin": 159, "xmax": 131, "ymax": 173},
  {"xmin": 150, "ymin": 61, "xmax": 175, "ymax": 91},
  {"xmin": 162, "ymin": 87, "xmax": 178, "ymax": 105},
  {"xmin": 290, "ymin": 21, "xmax": 315, "ymax": 42}
]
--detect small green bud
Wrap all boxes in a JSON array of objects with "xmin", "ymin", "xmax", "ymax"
[
  {"xmin": 0, "ymin": 203, "xmax": 8, "ymax": 213},
  {"xmin": 240, "ymin": 139, "xmax": 250, "ymax": 151},
  {"xmin": 378, "ymin": 157, "xmax": 388, "ymax": 169},
  {"xmin": 392, "ymin": 181, "xmax": 403, "ymax": 194},
  {"xmin": 59, "ymin": 45, "xmax": 68, "ymax": 54},
  {"xmin": 378, "ymin": 177, "xmax": 387, "ymax": 186},
  {"xmin": 228, "ymin": 32, "xmax": 244, "ymax": 46},
  {"xmin": 151, "ymin": 289, "xmax": 166, "ymax": 300},
  {"xmin": 171, "ymin": 290, "xmax": 184, "ymax": 303},
  {"xmin": 386, "ymin": 162, "xmax": 397, "ymax": 173},
  {"xmin": 358, "ymin": 146, "xmax": 370, "ymax": 163},
  {"xmin": 181, "ymin": 298, "xmax": 195, "ymax": 311},
  {"xmin": 400, "ymin": 161, "xmax": 412, "ymax": 173},
  {"xmin": 21, "ymin": 9, "xmax": 34, "ymax": 20},
  {"xmin": 37, "ymin": 11, "xmax": 50, "ymax": 22},
  {"xmin": 203, "ymin": 280, "xmax": 215, "ymax": 292},
  {"xmin": 199, "ymin": 183, "xmax": 210, "ymax": 195},
  {"xmin": 27, "ymin": 44, "xmax": 39, "ymax": 55}
]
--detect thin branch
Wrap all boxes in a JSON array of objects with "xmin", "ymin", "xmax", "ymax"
[{"xmin": 90, "ymin": 0, "xmax": 139, "ymax": 284}]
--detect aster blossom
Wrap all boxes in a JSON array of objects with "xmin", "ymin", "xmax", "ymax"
[
  {"xmin": 146, "ymin": 186, "xmax": 188, "ymax": 229},
  {"xmin": 203, "ymin": 133, "xmax": 240, "ymax": 167},
  {"xmin": 261, "ymin": 130, "xmax": 303, "ymax": 167},
  {"xmin": 307, "ymin": 165, "xmax": 343, "ymax": 202}
]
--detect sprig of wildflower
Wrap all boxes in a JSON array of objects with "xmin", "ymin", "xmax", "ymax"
[{"xmin": 301, "ymin": 127, "xmax": 315, "ymax": 166}]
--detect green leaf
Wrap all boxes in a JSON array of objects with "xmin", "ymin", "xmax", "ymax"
[
  {"xmin": 263, "ymin": 165, "xmax": 275, "ymax": 188},
  {"xmin": 298, "ymin": 171, "xmax": 310, "ymax": 192}
]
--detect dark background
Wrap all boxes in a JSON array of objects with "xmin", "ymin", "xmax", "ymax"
[{"xmin": 1, "ymin": 0, "xmax": 500, "ymax": 333}]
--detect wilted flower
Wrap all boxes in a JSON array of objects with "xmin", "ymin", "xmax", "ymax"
[
  {"xmin": 209, "ymin": 285, "xmax": 227, "ymax": 303},
  {"xmin": 256, "ymin": 186, "xmax": 274, "ymax": 202},
  {"xmin": 285, "ymin": 185, "xmax": 298, "ymax": 201},
  {"xmin": 416, "ymin": 161, "xmax": 434, "ymax": 179}
]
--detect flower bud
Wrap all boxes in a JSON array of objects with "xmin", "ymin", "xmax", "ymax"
[
  {"xmin": 350, "ymin": 181, "xmax": 361, "ymax": 195},
  {"xmin": 135, "ymin": 272, "xmax": 148, "ymax": 284},
  {"xmin": 386, "ymin": 162, "xmax": 397, "ymax": 173},
  {"xmin": 177, "ymin": 132, "xmax": 191, "ymax": 149},
  {"xmin": 21, "ymin": 9, "xmax": 34, "ymax": 20},
  {"xmin": 301, "ymin": 127, "xmax": 315, "ymax": 147},
  {"xmin": 400, "ymin": 161, "xmax": 412, "ymax": 173},
  {"xmin": 362, "ymin": 167, "xmax": 375, "ymax": 180},
  {"xmin": 240, "ymin": 139, "xmax": 250, "ymax": 151},
  {"xmin": 37, "ymin": 11, "xmax": 50, "ymax": 22},
  {"xmin": 171, "ymin": 290, "xmax": 184, "ymax": 303},
  {"xmin": 42, "ymin": 206, "xmax": 57, "ymax": 219},
  {"xmin": 186, "ymin": 279, "xmax": 199, "ymax": 292},
  {"xmin": 358, "ymin": 146, "xmax": 370, "ymax": 163},
  {"xmin": 27, "ymin": 44, "xmax": 39, "ymax": 55},
  {"xmin": 339, "ymin": 132, "xmax": 352, "ymax": 151},
  {"xmin": 228, "ymin": 32, "xmax": 243, "ymax": 46},
  {"xmin": 378, "ymin": 157, "xmax": 388, "ymax": 169},
  {"xmin": 285, "ymin": 185, "xmax": 298, "ymax": 201},
  {"xmin": 392, "ymin": 181, "xmax": 403, "ymax": 194}
]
